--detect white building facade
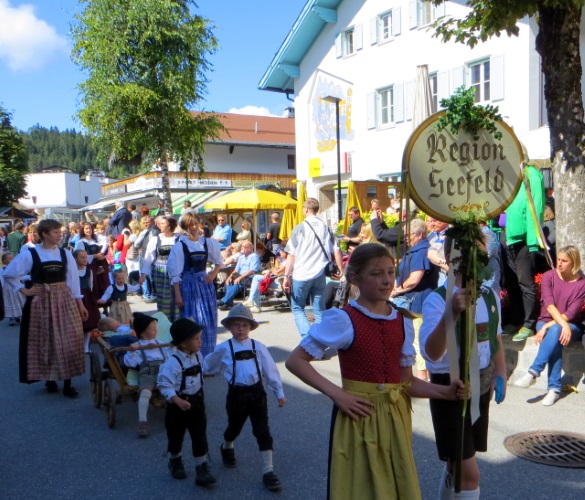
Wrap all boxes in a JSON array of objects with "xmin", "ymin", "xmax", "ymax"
[{"xmin": 260, "ymin": 0, "xmax": 559, "ymax": 220}]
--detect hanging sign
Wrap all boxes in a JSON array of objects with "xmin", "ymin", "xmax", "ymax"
[{"xmin": 403, "ymin": 111, "xmax": 523, "ymax": 222}]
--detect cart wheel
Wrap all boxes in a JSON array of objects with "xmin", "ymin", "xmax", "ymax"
[
  {"xmin": 89, "ymin": 352, "xmax": 102, "ymax": 409},
  {"xmin": 104, "ymin": 379, "xmax": 117, "ymax": 429}
]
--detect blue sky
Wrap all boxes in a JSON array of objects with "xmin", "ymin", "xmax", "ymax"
[{"xmin": 0, "ymin": 0, "xmax": 306, "ymax": 131}]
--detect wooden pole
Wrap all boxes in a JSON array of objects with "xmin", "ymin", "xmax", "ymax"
[{"xmin": 454, "ymin": 273, "xmax": 467, "ymax": 493}]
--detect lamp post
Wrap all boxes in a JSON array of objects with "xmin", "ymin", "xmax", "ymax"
[{"xmin": 323, "ymin": 95, "xmax": 343, "ymax": 221}]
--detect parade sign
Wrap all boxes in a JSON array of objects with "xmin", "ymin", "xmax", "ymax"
[{"xmin": 403, "ymin": 111, "xmax": 523, "ymax": 223}]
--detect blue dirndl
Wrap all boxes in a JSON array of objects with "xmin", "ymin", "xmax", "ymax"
[{"xmin": 179, "ymin": 269, "xmax": 218, "ymax": 357}]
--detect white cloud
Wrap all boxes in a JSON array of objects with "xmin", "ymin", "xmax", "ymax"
[
  {"xmin": 228, "ymin": 105, "xmax": 279, "ymax": 117},
  {"xmin": 0, "ymin": 0, "xmax": 68, "ymax": 71}
]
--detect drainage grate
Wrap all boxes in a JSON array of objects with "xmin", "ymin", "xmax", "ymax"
[{"xmin": 504, "ymin": 431, "xmax": 585, "ymax": 468}]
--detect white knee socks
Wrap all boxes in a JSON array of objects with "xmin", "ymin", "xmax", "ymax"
[
  {"xmin": 453, "ymin": 487, "xmax": 480, "ymax": 499},
  {"xmin": 138, "ymin": 389, "xmax": 152, "ymax": 422},
  {"xmin": 261, "ymin": 450, "xmax": 273, "ymax": 474}
]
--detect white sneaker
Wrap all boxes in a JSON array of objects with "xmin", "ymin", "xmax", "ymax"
[
  {"xmin": 242, "ymin": 301, "xmax": 254, "ymax": 307},
  {"xmin": 250, "ymin": 306, "xmax": 261, "ymax": 313},
  {"xmin": 144, "ymin": 297, "xmax": 157, "ymax": 303},
  {"xmin": 514, "ymin": 372, "xmax": 536, "ymax": 388},
  {"xmin": 542, "ymin": 389, "xmax": 560, "ymax": 406}
]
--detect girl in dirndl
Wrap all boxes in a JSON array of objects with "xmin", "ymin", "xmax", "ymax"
[
  {"xmin": 97, "ymin": 268, "xmax": 140, "ymax": 324},
  {"xmin": 167, "ymin": 212, "xmax": 222, "ymax": 357},
  {"xmin": 3, "ymin": 219, "xmax": 88, "ymax": 397},
  {"xmin": 139, "ymin": 216, "xmax": 180, "ymax": 322},
  {"xmin": 286, "ymin": 243, "xmax": 464, "ymax": 500},
  {"xmin": 73, "ymin": 249, "xmax": 101, "ymax": 353},
  {"xmin": 75, "ymin": 222, "xmax": 110, "ymax": 299}
]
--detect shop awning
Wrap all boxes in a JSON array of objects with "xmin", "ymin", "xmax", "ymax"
[
  {"xmin": 172, "ymin": 191, "xmax": 219, "ymax": 215},
  {"xmin": 83, "ymin": 190, "xmax": 160, "ymax": 212}
]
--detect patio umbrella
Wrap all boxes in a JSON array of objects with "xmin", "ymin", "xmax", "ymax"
[
  {"xmin": 294, "ymin": 182, "xmax": 308, "ymax": 226},
  {"xmin": 413, "ymin": 64, "xmax": 434, "ymax": 129},
  {"xmin": 204, "ymin": 188, "xmax": 296, "ymax": 211},
  {"xmin": 342, "ymin": 181, "xmax": 363, "ymax": 234},
  {"xmin": 279, "ymin": 190, "xmax": 296, "ymax": 240}
]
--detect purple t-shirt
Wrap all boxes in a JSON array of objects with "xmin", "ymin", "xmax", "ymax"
[{"xmin": 538, "ymin": 269, "xmax": 585, "ymax": 323}]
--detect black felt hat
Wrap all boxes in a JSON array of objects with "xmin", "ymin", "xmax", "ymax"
[
  {"xmin": 132, "ymin": 312, "xmax": 157, "ymax": 338},
  {"xmin": 170, "ymin": 318, "xmax": 203, "ymax": 346}
]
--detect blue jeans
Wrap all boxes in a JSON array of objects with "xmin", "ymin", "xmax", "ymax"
[
  {"xmin": 291, "ymin": 271, "xmax": 326, "ymax": 338},
  {"xmin": 141, "ymin": 274, "xmax": 152, "ymax": 299},
  {"xmin": 221, "ymin": 280, "xmax": 250, "ymax": 306},
  {"xmin": 530, "ymin": 321, "xmax": 583, "ymax": 391}
]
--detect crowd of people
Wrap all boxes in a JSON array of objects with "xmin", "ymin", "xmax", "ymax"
[{"xmin": 0, "ymin": 184, "xmax": 582, "ymax": 498}]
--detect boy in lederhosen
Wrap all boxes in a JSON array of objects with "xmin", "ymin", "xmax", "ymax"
[
  {"xmin": 157, "ymin": 318, "xmax": 215, "ymax": 487},
  {"xmin": 203, "ymin": 304, "xmax": 286, "ymax": 492}
]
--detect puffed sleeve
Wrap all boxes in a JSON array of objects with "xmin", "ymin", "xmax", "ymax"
[
  {"xmin": 140, "ymin": 236, "xmax": 158, "ymax": 274},
  {"xmin": 167, "ymin": 240, "xmax": 185, "ymax": 285},
  {"xmin": 65, "ymin": 250, "xmax": 82, "ymax": 299},
  {"xmin": 2, "ymin": 249, "xmax": 32, "ymax": 292},
  {"xmin": 206, "ymin": 238, "xmax": 223, "ymax": 265},
  {"xmin": 300, "ymin": 308, "xmax": 354, "ymax": 359}
]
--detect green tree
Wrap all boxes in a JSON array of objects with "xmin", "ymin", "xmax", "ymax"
[
  {"xmin": 433, "ymin": 0, "xmax": 585, "ymax": 252},
  {"xmin": 0, "ymin": 105, "xmax": 28, "ymax": 206},
  {"xmin": 71, "ymin": 0, "xmax": 224, "ymax": 212}
]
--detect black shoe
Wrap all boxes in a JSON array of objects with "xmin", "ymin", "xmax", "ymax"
[
  {"xmin": 216, "ymin": 299, "xmax": 224, "ymax": 307},
  {"xmin": 220, "ymin": 444, "xmax": 236, "ymax": 468},
  {"xmin": 63, "ymin": 385, "xmax": 79, "ymax": 398},
  {"xmin": 263, "ymin": 471, "xmax": 282, "ymax": 491},
  {"xmin": 168, "ymin": 457, "xmax": 187, "ymax": 480},
  {"xmin": 45, "ymin": 381, "xmax": 58, "ymax": 393},
  {"xmin": 218, "ymin": 303, "xmax": 232, "ymax": 311},
  {"xmin": 195, "ymin": 462, "xmax": 216, "ymax": 487}
]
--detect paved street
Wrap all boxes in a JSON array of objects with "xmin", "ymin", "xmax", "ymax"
[{"xmin": 1, "ymin": 298, "xmax": 584, "ymax": 499}]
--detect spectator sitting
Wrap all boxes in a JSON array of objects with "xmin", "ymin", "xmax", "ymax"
[
  {"xmin": 237, "ymin": 220, "xmax": 252, "ymax": 241},
  {"xmin": 217, "ymin": 240, "xmax": 261, "ymax": 311}
]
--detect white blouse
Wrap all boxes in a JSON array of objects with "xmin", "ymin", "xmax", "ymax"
[
  {"xmin": 140, "ymin": 234, "xmax": 179, "ymax": 274},
  {"xmin": 75, "ymin": 237, "xmax": 105, "ymax": 264},
  {"xmin": 3, "ymin": 245, "xmax": 82, "ymax": 299},
  {"xmin": 300, "ymin": 300, "xmax": 416, "ymax": 367},
  {"xmin": 167, "ymin": 235, "xmax": 223, "ymax": 285}
]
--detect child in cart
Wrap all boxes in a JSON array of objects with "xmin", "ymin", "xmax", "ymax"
[
  {"xmin": 123, "ymin": 312, "xmax": 170, "ymax": 438},
  {"xmin": 97, "ymin": 268, "xmax": 140, "ymax": 324}
]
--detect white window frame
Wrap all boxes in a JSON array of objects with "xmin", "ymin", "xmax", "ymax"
[
  {"xmin": 378, "ymin": 86, "xmax": 395, "ymax": 128},
  {"xmin": 468, "ymin": 59, "xmax": 491, "ymax": 103},
  {"xmin": 343, "ymin": 27, "xmax": 355, "ymax": 55},
  {"xmin": 413, "ymin": 0, "xmax": 445, "ymax": 28},
  {"xmin": 380, "ymin": 10, "xmax": 393, "ymax": 42}
]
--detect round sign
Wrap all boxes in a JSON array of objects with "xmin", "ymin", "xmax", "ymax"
[{"xmin": 403, "ymin": 111, "xmax": 523, "ymax": 223}]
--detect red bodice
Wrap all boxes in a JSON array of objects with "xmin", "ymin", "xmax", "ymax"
[{"xmin": 338, "ymin": 305, "xmax": 405, "ymax": 384}]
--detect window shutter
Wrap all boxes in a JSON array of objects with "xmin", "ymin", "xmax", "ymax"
[
  {"xmin": 437, "ymin": 70, "xmax": 450, "ymax": 107},
  {"xmin": 433, "ymin": 1, "xmax": 446, "ymax": 20},
  {"xmin": 405, "ymin": 80, "xmax": 415, "ymax": 121},
  {"xmin": 370, "ymin": 18, "xmax": 378, "ymax": 45},
  {"xmin": 367, "ymin": 93, "xmax": 377, "ymax": 129},
  {"xmin": 335, "ymin": 33, "xmax": 342, "ymax": 58},
  {"xmin": 394, "ymin": 84, "xmax": 405, "ymax": 123},
  {"xmin": 452, "ymin": 66, "xmax": 466, "ymax": 91},
  {"xmin": 355, "ymin": 23, "xmax": 363, "ymax": 51},
  {"xmin": 490, "ymin": 54, "xmax": 505, "ymax": 101},
  {"xmin": 409, "ymin": 1, "xmax": 418, "ymax": 29},
  {"xmin": 393, "ymin": 7, "xmax": 401, "ymax": 36}
]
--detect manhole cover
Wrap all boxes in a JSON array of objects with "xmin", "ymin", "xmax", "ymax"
[{"xmin": 504, "ymin": 431, "xmax": 585, "ymax": 468}]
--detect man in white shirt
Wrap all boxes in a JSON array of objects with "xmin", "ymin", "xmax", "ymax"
[{"xmin": 283, "ymin": 198, "xmax": 343, "ymax": 338}]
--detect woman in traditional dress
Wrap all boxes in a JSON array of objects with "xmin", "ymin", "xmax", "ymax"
[
  {"xmin": 3, "ymin": 219, "xmax": 88, "ymax": 397},
  {"xmin": 139, "ymin": 216, "xmax": 180, "ymax": 321},
  {"xmin": 167, "ymin": 212, "xmax": 222, "ymax": 357}
]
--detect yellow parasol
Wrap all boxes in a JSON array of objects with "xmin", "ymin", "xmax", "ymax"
[
  {"xmin": 294, "ymin": 181, "xmax": 308, "ymax": 226},
  {"xmin": 342, "ymin": 181, "xmax": 363, "ymax": 234},
  {"xmin": 204, "ymin": 188, "xmax": 296, "ymax": 211},
  {"xmin": 279, "ymin": 190, "xmax": 296, "ymax": 240}
]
